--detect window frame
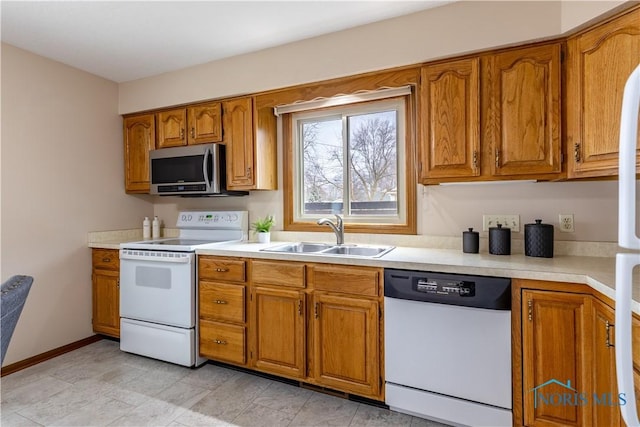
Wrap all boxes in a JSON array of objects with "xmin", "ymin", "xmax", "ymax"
[{"xmin": 282, "ymin": 92, "xmax": 417, "ymax": 235}]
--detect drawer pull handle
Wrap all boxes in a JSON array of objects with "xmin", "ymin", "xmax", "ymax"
[
  {"xmin": 102, "ymin": 258, "xmax": 111, "ymax": 263},
  {"xmin": 215, "ymin": 300, "xmax": 227, "ymax": 304},
  {"xmin": 215, "ymin": 268, "xmax": 229, "ymax": 272},
  {"xmin": 214, "ymin": 339, "xmax": 227, "ymax": 345}
]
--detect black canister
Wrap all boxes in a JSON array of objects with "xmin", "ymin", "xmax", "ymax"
[
  {"xmin": 489, "ymin": 223, "xmax": 511, "ymax": 255},
  {"xmin": 463, "ymin": 228, "xmax": 479, "ymax": 253},
  {"xmin": 525, "ymin": 219, "xmax": 554, "ymax": 258}
]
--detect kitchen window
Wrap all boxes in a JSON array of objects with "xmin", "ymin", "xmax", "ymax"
[{"xmin": 280, "ymin": 89, "xmax": 416, "ymax": 234}]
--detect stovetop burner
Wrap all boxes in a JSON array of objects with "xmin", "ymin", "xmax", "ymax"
[{"xmin": 149, "ymin": 239, "xmax": 226, "ymax": 246}]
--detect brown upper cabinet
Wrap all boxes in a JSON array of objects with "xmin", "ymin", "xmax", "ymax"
[
  {"xmin": 156, "ymin": 102, "xmax": 222, "ymax": 148},
  {"xmin": 420, "ymin": 57, "xmax": 480, "ymax": 180},
  {"xmin": 419, "ymin": 42, "xmax": 563, "ymax": 184},
  {"xmin": 223, "ymin": 97, "xmax": 277, "ymax": 191},
  {"xmin": 566, "ymin": 6, "xmax": 640, "ymax": 179},
  {"xmin": 123, "ymin": 113, "xmax": 155, "ymax": 193},
  {"xmin": 484, "ymin": 43, "xmax": 562, "ymax": 177}
]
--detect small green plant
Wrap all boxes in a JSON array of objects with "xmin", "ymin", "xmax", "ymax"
[{"xmin": 252, "ymin": 215, "xmax": 275, "ymax": 233}]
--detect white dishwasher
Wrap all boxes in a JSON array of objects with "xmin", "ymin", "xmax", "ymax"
[{"xmin": 384, "ymin": 269, "xmax": 512, "ymax": 427}]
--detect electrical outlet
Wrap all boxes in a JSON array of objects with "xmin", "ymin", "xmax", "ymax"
[
  {"xmin": 559, "ymin": 214, "xmax": 575, "ymax": 232},
  {"xmin": 482, "ymin": 214, "xmax": 520, "ymax": 232}
]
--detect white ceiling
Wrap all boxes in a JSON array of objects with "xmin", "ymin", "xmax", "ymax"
[{"xmin": 1, "ymin": 1, "xmax": 453, "ymax": 83}]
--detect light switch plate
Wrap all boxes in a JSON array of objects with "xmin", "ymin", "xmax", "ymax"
[{"xmin": 482, "ymin": 214, "xmax": 520, "ymax": 232}]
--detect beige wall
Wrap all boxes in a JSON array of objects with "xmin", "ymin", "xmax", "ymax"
[
  {"xmin": 0, "ymin": 44, "xmax": 153, "ymax": 366},
  {"xmin": 561, "ymin": 0, "xmax": 628, "ymax": 32},
  {"xmin": 119, "ymin": 1, "xmax": 563, "ymax": 114},
  {"xmin": 120, "ymin": 1, "xmax": 632, "ymax": 243}
]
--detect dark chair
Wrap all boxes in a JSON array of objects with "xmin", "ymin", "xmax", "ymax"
[{"xmin": 1, "ymin": 275, "xmax": 33, "ymax": 365}]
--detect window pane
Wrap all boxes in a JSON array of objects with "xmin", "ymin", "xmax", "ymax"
[
  {"xmin": 347, "ymin": 111, "xmax": 398, "ymax": 216},
  {"xmin": 301, "ymin": 118, "xmax": 344, "ymax": 215}
]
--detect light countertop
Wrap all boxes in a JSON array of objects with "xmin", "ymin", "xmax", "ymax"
[{"xmin": 89, "ymin": 236, "xmax": 640, "ymax": 312}]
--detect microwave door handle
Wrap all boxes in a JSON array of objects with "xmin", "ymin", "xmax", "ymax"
[
  {"xmin": 203, "ymin": 146, "xmax": 211, "ymax": 187},
  {"xmin": 619, "ymin": 63, "xmax": 640, "ymax": 250}
]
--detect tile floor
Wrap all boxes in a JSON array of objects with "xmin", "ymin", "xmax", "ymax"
[{"xmin": 1, "ymin": 340, "xmax": 450, "ymax": 427}]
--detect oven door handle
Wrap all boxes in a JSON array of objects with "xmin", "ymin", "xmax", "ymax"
[{"xmin": 120, "ymin": 251, "xmax": 193, "ymax": 264}]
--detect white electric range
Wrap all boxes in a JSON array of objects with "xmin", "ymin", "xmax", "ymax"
[{"xmin": 119, "ymin": 210, "xmax": 248, "ymax": 367}]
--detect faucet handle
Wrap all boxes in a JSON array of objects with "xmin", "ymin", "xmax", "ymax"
[{"xmin": 335, "ymin": 214, "xmax": 343, "ymax": 228}]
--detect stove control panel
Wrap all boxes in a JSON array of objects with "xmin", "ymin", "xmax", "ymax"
[{"xmin": 176, "ymin": 211, "xmax": 248, "ymax": 230}]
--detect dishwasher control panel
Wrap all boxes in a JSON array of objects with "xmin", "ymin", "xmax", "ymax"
[
  {"xmin": 416, "ymin": 279, "xmax": 475, "ymax": 297},
  {"xmin": 384, "ymin": 268, "xmax": 511, "ymax": 310}
]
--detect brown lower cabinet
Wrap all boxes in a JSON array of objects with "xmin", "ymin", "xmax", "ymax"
[
  {"xmin": 516, "ymin": 279, "xmax": 639, "ymax": 427},
  {"xmin": 91, "ymin": 249, "xmax": 120, "ymax": 338},
  {"xmin": 198, "ymin": 256, "xmax": 384, "ymax": 401},
  {"xmin": 198, "ymin": 257, "xmax": 248, "ymax": 366}
]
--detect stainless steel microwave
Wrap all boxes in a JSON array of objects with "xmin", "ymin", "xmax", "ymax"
[{"xmin": 149, "ymin": 144, "xmax": 247, "ymax": 197}]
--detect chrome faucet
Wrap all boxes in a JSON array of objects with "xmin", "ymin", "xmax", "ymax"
[{"xmin": 317, "ymin": 214, "xmax": 344, "ymax": 245}]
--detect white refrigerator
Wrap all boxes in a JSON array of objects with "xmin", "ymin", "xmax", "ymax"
[{"xmin": 616, "ymin": 62, "xmax": 640, "ymax": 426}]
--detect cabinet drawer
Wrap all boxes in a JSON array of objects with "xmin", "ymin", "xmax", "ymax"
[
  {"xmin": 199, "ymin": 257, "xmax": 246, "ymax": 282},
  {"xmin": 92, "ymin": 249, "xmax": 119, "ymax": 270},
  {"xmin": 199, "ymin": 320, "xmax": 245, "ymax": 365},
  {"xmin": 308, "ymin": 264, "xmax": 380, "ymax": 297},
  {"xmin": 199, "ymin": 281, "xmax": 245, "ymax": 323},
  {"xmin": 251, "ymin": 260, "xmax": 306, "ymax": 288}
]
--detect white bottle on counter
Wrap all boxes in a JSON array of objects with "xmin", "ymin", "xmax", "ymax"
[
  {"xmin": 143, "ymin": 217, "xmax": 151, "ymax": 239},
  {"xmin": 152, "ymin": 216, "xmax": 160, "ymax": 239}
]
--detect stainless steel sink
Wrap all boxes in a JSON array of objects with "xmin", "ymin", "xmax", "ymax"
[
  {"xmin": 321, "ymin": 245, "xmax": 394, "ymax": 257},
  {"xmin": 261, "ymin": 242, "xmax": 334, "ymax": 253},
  {"xmin": 260, "ymin": 242, "xmax": 394, "ymax": 258}
]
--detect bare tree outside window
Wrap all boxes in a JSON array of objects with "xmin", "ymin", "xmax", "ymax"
[{"xmin": 300, "ymin": 110, "xmax": 398, "ymax": 217}]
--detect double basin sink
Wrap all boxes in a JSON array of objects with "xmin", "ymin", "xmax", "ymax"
[{"xmin": 261, "ymin": 242, "xmax": 394, "ymax": 258}]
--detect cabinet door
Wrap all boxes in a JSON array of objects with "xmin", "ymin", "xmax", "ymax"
[
  {"xmin": 592, "ymin": 300, "xmax": 623, "ymax": 426},
  {"xmin": 188, "ymin": 102, "xmax": 222, "ymax": 145},
  {"xmin": 92, "ymin": 269, "xmax": 120, "ymax": 338},
  {"xmin": 123, "ymin": 114, "xmax": 155, "ymax": 193},
  {"xmin": 157, "ymin": 108, "xmax": 187, "ymax": 148},
  {"xmin": 485, "ymin": 43, "xmax": 562, "ymax": 177},
  {"xmin": 312, "ymin": 293, "xmax": 379, "ymax": 398},
  {"xmin": 419, "ymin": 58, "xmax": 480, "ymax": 181},
  {"xmin": 566, "ymin": 7, "xmax": 640, "ymax": 178},
  {"xmin": 253, "ymin": 287, "xmax": 306, "ymax": 378},
  {"xmin": 522, "ymin": 290, "xmax": 592, "ymax": 427},
  {"xmin": 223, "ymin": 97, "xmax": 255, "ymax": 189}
]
